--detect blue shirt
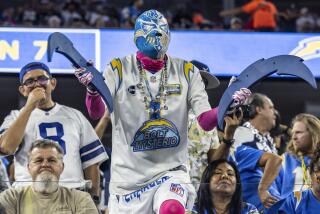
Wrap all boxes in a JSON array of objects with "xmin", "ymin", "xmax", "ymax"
[
  {"xmin": 279, "ymin": 189, "xmax": 320, "ymax": 213},
  {"xmin": 192, "ymin": 202, "xmax": 259, "ymax": 214},
  {"xmin": 233, "ymin": 123, "xmax": 280, "ymax": 211},
  {"xmin": 278, "ymin": 153, "xmax": 311, "ymax": 197}
]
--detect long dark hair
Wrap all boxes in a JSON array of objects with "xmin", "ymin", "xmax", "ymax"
[
  {"xmin": 310, "ymin": 148, "xmax": 320, "ymax": 175},
  {"xmin": 195, "ymin": 159, "xmax": 242, "ymax": 214}
]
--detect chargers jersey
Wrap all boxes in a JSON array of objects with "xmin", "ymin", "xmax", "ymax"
[
  {"xmin": 279, "ymin": 189, "xmax": 320, "ymax": 213},
  {"xmin": 104, "ymin": 54, "xmax": 211, "ymax": 195},
  {"xmin": 233, "ymin": 122, "xmax": 280, "ymax": 211},
  {"xmin": 192, "ymin": 202, "xmax": 259, "ymax": 214},
  {"xmin": 0, "ymin": 103, "xmax": 108, "ymax": 188},
  {"xmin": 278, "ymin": 153, "xmax": 311, "ymax": 197}
]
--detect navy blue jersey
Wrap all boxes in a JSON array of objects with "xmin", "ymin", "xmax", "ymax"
[{"xmin": 233, "ymin": 122, "xmax": 280, "ymax": 211}]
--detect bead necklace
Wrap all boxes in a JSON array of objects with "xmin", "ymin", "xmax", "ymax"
[{"xmin": 136, "ymin": 59, "xmax": 169, "ymax": 118}]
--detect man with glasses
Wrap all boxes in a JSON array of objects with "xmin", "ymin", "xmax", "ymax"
[{"xmin": 0, "ymin": 62, "xmax": 108, "ymax": 204}]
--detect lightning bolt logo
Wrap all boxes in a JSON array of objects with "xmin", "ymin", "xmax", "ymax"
[
  {"xmin": 184, "ymin": 61, "xmax": 194, "ymax": 84},
  {"xmin": 111, "ymin": 58, "xmax": 122, "ymax": 89},
  {"xmin": 290, "ymin": 37, "xmax": 320, "ymax": 61}
]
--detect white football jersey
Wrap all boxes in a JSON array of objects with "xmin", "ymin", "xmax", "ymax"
[
  {"xmin": 0, "ymin": 103, "xmax": 108, "ymax": 188},
  {"xmin": 104, "ymin": 54, "xmax": 211, "ymax": 195}
]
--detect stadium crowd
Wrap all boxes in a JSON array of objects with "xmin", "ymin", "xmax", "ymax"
[
  {"xmin": 0, "ymin": 1, "xmax": 320, "ymax": 214},
  {"xmin": 0, "ymin": 0, "xmax": 320, "ymax": 32}
]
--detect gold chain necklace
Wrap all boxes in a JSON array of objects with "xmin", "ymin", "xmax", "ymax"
[{"xmin": 136, "ymin": 60, "xmax": 168, "ymax": 118}]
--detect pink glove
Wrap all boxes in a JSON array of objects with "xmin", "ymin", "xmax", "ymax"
[
  {"xmin": 75, "ymin": 68, "xmax": 93, "ymax": 86},
  {"xmin": 226, "ymin": 88, "xmax": 252, "ymax": 115},
  {"xmin": 74, "ymin": 61, "xmax": 96, "ymax": 93},
  {"xmin": 232, "ymin": 88, "xmax": 252, "ymax": 107}
]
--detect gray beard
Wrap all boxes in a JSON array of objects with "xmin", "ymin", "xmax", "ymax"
[{"xmin": 33, "ymin": 171, "xmax": 59, "ymax": 194}]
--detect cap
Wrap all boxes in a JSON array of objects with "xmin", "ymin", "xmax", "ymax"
[
  {"xmin": 19, "ymin": 62, "xmax": 51, "ymax": 83},
  {"xmin": 191, "ymin": 60, "xmax": 220, "ymax": 89}
]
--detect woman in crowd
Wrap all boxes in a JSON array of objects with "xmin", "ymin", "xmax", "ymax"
[{"xmin": 193, "ymin": 159, "xmax": 259, "ymax": 214}]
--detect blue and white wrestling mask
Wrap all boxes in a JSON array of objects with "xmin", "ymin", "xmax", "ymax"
[{"xmin": 134, "ymin": 10, "xmax": 170, "ymax": 59}]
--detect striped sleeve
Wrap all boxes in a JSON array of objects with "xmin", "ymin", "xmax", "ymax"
[{"xmin": 78, "ymin": 112, "xmax": 108, "ymax": 169}]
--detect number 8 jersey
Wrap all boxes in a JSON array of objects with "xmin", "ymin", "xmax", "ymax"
[{"xmin": 0, "ymin": 103, "xmax": 108, "ymax": 188}]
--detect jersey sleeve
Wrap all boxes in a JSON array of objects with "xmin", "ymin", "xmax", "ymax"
[
  {"xmin": 0, "ymin": 110, "xmax": 19, "ymax": 134},
  {"xmin": 78, "ymin": 112, "xmax": 109, "ymax": 169},
  {"xmin": 0, "ymin": 110, "xmax": 20, "ymax": 155},
  {"xmin": 103, "ymin": 58, "xmax": 123, "ymax": 97},
  {"xmin": 235, "ymin": 144, "xmax": 264, "ymax": 170},
  {"xmin": 186, "ymin": 62, "xmax": 211, "ymax": 117},
  {"xmin": 233, "ymin": 126, "xmax": 264, "ymax": 169}
]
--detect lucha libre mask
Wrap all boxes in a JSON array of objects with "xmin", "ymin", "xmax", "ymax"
[{"xmin": 134, "ymin": 10, "xmax": 170, "ymax": 59}]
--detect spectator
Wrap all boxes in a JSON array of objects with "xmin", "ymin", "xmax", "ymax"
[
  {"xmin": 193, "ymin": 159, "xmax": 259, "ymax": 214},
  {"xmin": 277, "ymin": 3, "xmax": 299, "ymax": 32},
  {"xmin": 61, "ymin": 1, "xmax": 83, "ymax": 27},
  {"xmin": 120, "ymin": 0, "xmax": 144, "ymax": 28},
  {"xmin": 47, "ymin": 15, "xmax": 62, "ymax": 28},
  {"xmin": 230, "ymin": 17, "xmax": 243, "ymax": 31},
  {"xmin": 296, "ymin": 7, "xmax": 316, "ymax": 33},
  {"xmin": 278, "ymin": 113, "xmax": 320, "ymax": 197},
  {"xmin": 278, "ymin": 147, "xmax": 320, "ymax": 213},
  {"xmin": 269, "ymin": 110, "xmax": 289, "ymax": 156},
  {"xmin": 75, "ymin": 9, "xmax": 251, "ymax": 213},
  {"xmin": 187, "ymin": 60, "xmax": 220, "ymax": 191},
  {"xmin": 0, "ymin": 139, "xmax": 99, "ymax": 214},
  {"xmin": 220, "ymin": 0, "xmax": 278, "ymax": 32},
  {"xmin": 1, "ymin": 7, "xmax": 17, "ymax": 27},
  {"xmin": 0, "ymin": 62, "xmax": 108, "ymax": 203},
  {"xmin": 233, "ymin": 93, "xmax": 282, "ymax": 211}
]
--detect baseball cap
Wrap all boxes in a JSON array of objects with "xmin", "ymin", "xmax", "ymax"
[
  {"xmin": 191, "ymin": 60, "xmax": 220, "ymax": 89},
  {"xmin": 19, "ymin": 62, "xmax": 51, "ymax": 83}
]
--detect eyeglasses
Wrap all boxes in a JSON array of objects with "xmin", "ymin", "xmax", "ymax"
[{"xmin": 22, "ymin": 76, "xmax": 51, "ymax": 88}]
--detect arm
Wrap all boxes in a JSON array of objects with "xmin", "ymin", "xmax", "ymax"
[
  {"xmin": 75, "ymin": 60, "xmax": 119, "ymax": 120},
  {"xmin": 208, "ymin": 111, "xmax": 241, "ymax": 162},
  {"xmin": 84, "ymin": 163, "xmax": 100, "ymax": 198},
  {"xmin": 94, "ymin": 110, "xmax": 111, "ymax": 139},
  {"xmin": 258, "ymin": 152, "xmax": 282, "ymax": 208},
  {"xmin": 86, "ymin": 91, "xmax": 105, "ymax": 120},
  {"xmin": 0, "ymin": 88, "xmax": 45, "ymax": 154},
  {"xmin": 0, "ymin": 188, "xmax": 17, "ymax": 214}
]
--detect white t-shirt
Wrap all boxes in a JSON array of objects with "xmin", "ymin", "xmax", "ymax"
[
  {"xmin": 0, "ymin": 103, "xmax": 108, "ymax": 188},
  {"xmin": 104, "ymin": 54, "xmax": 211, "ymax": 194}
]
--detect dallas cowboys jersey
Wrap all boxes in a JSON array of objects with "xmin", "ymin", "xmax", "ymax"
[
  {"xmin": 104, "ymin": 54, "xmax": 211, "ymax": 195},
  {"xmin": 0, "ymin": 103, "xmax": 108, "ymax": 188}
]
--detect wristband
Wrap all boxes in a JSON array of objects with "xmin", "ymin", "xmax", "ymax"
[{"xmin": 223, "ymin": 138, "xmax": 235, "ymax": 147}]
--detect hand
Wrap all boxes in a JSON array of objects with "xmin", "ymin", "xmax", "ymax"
[
  {"xmin": 25, "ymin": 87, "xmax": 46, "ymax": 110},
  {"xmin": 224, "ymin": 109, "xmax": 242, "ymax": 139},
  {"xmin": 258, "ymin": 189, "xmax": 278, "ymax": 209},
  {"xmin": 74, "ymin": 60, "xmax": 97, "ymax": 92}
]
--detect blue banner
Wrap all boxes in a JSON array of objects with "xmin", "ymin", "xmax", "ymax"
[{"xmin": 1, "ymin": 28, "xmax": 320, "ymax": 77}]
